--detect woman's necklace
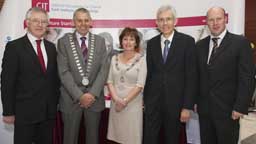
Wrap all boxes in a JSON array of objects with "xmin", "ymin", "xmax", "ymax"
[{"xmin": 115, "ymin": 53, "xmax": 141, "ymax": 83}]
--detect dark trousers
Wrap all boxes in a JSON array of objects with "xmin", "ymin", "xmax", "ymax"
[
  {"xmin": 143, "ymin": 106, "xmax": 181, "ymax": 144},
  {"xmin": 14, "ymin": 119, "xmax": 55, "ymax": 144},
  {"xmin": 199, "ymin": 115, "xmax": 239, "ymax": 144}
]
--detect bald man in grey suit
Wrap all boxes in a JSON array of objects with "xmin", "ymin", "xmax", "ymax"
[{"xmin": 57, "ymin": 8, "xmax": 109, "ymax": 144}]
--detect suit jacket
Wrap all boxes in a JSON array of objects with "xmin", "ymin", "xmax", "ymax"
[
  {"xmin": 57, "ymin": 32, "xmax": 109, "ymax": 113},
  {"xmin": 1, "ymin": 35, "xmax": 59, "ymax": 124},
  {"xmin": 196, "ymin": 32, "xmax": 255, "ymax": 118},
  {"xmin": 144, "ymin": 31, "xmax": 197, "ymax": 118}
]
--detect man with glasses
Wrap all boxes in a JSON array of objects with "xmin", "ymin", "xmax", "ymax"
[
  {"xmin": 1, "ymin": 7, "xmax": 59, "ymax": 144},
  {"xmin": 143, "ymin": 5, "xmax": 197, "ymax": 144}
]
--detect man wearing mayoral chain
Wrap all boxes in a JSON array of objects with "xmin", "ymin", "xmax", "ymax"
[{"xmin": 57, "ymin": 8, "xmax": 109, "ymax": 144}]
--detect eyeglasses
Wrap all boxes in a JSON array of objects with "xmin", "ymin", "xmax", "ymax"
[
  {"xmin": 29, "ymin": 18, "xmax": 48, "ymax": 26},
  {"xmin": 157, "ymin": 17, "xmax": 174, "ymax": 23}
]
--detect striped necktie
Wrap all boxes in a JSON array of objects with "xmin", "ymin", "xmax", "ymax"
[
  {"xmin": 80, "ymin": 37, "xmax": 88, "ymax": 62},
  {"xmin": 208, "ymin": 37, "xmax": 219, "ymax": 64}
]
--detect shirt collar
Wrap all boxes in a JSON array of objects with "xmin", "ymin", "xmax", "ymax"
[
  {"xmin": 161, "ymin": 31, "xmax": 175, "ymax": 44},
  {"xmin": 27, "ymin": 32, "xmax": 43, "ymax": 43},
  {"xmin": 210, "ymin": 29, "xmax": 227, "ymax": 40},
  {"xmin": 76, "ymin": 31, "xmax": 89, "ymax": 40}
]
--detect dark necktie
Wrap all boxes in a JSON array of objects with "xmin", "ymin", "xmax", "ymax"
[
  {"xmin": 80, "ymin": 37, "xmax": 88, "ymax": 62},
  {"xmin": 36, "ymin": 40, "xmax": 46, "ymax": 73},
  {"xmin": 209, "ymin": 37, "xmax": 219, "ymax": 64},
  {"xmin": 163, "ymin": 39, "xmax": 170, "ymax": 63}
]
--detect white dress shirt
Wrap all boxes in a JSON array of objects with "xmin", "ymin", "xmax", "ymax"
[
  {"xmin": 207, "ymin": 29, "xmax": 227, "ymax": 64},
  {"xmin": 161, "ymin": 31, "xmax": 175, "ymax": 56},
  {"xmin": 27, "ymin": 32, "xmax": 48, "ymax": 67}
]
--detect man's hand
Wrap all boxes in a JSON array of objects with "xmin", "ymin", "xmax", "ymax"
[
  {"xmin": 79, "ymin": 93, "xmax": 96, "ymax": 108},
  {"xmin": 3, "ymin": 116, "xmax": 15, "ymax": 124},
  {"xmin": 180, "ymin": 109, "xmax": 191, "ymax": 123},
  {"xmin": 232, "ymin": 110, "xmax": 244, "ymax": 120}
]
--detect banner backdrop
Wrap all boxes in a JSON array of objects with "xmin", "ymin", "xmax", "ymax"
[{"xmin": 0, "ymin": 0, "xmax": 245, "ymax": 144}]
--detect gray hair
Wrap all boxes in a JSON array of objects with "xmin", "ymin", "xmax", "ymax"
[
  {"xmin": 157, "ymin": 5, "xmax": 177, "ymax": 21},
  {"xmin": 73, "ymin": 8, "xmax": 92, "ymax": 20},
  {"xmin": 25, "ymin": 7, "xmax": 49, "ymax": 20}
]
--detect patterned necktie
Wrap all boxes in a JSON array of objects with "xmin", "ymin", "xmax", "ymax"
[
  {"xmin": 80, "ymin": 37, "xmax": 88, "ymax": 62},
  {"xmin": 209, "ymin": 37, "xmax": 219, "ymax": 64},
  {"xmin": 163, "ymin": 39, "xmax": 170, "ymax": 63},
  {"xmin": 36, "ymin": 39, "xmax": 46, "ymax": 73}
]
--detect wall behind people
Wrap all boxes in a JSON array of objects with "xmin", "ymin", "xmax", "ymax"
[{"xmin": 0, "ymin": 0, "xmax": 248, "ymax": 144}]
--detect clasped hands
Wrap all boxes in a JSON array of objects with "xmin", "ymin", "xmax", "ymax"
[
  {"xmin": 113, "ymin": 97, "xmax": 128, "ymax": 112},
  {"xmin": 79, "ymin": 93, "xmax": 96, "ymax": 108}
]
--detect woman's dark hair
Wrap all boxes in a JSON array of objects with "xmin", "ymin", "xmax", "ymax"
[{"xmin": 119, "ymin": 27, "xmax": 141, "ymax": 52}]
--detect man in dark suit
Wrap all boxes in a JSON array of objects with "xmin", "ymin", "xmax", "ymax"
[
  {"xmin": 57, "ymin": 8, "xmax": 109, "ymax": 144},
  {"xmin": 1, "ymin": 7, "xmax": 59, "ymax": 144},
  {"xmin": 196, "ymin": 7, "xmax": 255, "ymax": 144},
  {"xmin": 143, "ymin": 5, "xmax": 197, "ymax": 144}
]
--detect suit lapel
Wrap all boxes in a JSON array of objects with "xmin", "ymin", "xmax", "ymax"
[
  {"xmin": 164, "ymin": 31, "xmax": 178, "ymax": 66},
  {"xmin": 23, "ymin": 35, "xmax": 39, "ymax": 62},
  {"xmin": 44, "ymin": 40, "xmax": 52, "ymax": 74},
  {"xmin": 209, "ymin": 32, "xmax": 231, "ymax": 63},
  {"xmin": 23, "ymin": 35, "xmax": 43, "ymax": 73},
  {"xmin": 72, "ymin": 32, "xmax": 97, "ymax": 77},
  {"xmin": 87, "ymin": 32, "xmax": 97, "ymax": 75},
  {"xmin": 72, "ymin": 32, "xmax": 87, "ymax": 67},
  {"xmin": 88, "ymin": 32, "xmax": 92, "ymax": 51},
  {"xmin": 203, "ymin": 36, "xmax": 211, "ymax": 65},
  {"xmin": 153, "ymin": 35, "xmax": 165, "ymax": 67},
  {"xmin": 152, "ymin": 33, "xmax": 177, "ymax": 67}
]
